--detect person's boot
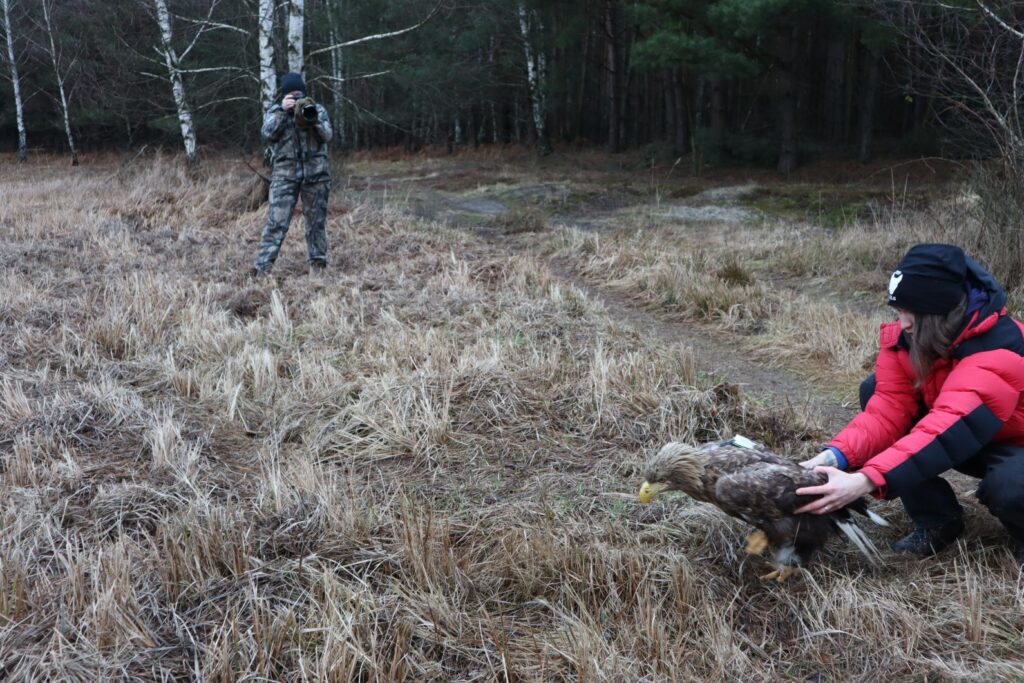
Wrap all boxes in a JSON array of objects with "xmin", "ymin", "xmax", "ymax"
[
  {"xmin": 250, "ymin": 266, "xmax": 271, "ymax": 279},
  {"xmin": 891, "ymin": 517, "xmax": 965, "ymax": 557},
  {"xmin": 308, "ymin": 261, "xmax": 327, "ymax": 276}
]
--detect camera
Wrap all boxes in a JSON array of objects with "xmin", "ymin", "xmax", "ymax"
[{"xmin": 293, "ymin": 97, "xmax": 318, "ymax": 127}]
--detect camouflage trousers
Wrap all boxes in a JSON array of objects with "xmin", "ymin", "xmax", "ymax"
[{"xmin": 254, "ymin": 177, "xmax": 330, "ymax": 272}]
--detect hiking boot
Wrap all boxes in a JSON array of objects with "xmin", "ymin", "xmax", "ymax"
[
  {"xmin": 250, "ymin": 266, "xmax": 271, "ymax": 279},
  {"xmin": 308, "ymin": 261, "xmax": 327, "ymax": 276},
  {"xmin": 891, "ymin": 518, "xmax": 964, "ymax": 557}
]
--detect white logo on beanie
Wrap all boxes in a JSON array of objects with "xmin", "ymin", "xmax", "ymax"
[{"xmin": 888, "ymin": 270, "xmax": 903, "ymax": 300}]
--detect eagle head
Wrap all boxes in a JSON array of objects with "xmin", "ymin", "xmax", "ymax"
[{"xmin": 638, "ymin": 441, "xmax": 704, "ymax": 503}]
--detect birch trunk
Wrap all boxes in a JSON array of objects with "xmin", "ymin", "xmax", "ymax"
[
  {"xmin": 287, "ymin": 0, "xmax": 303, "ymax": 73},
  {"xmin": 517, "ymin": 3, "xmax": 550, "ymax": 155},
  {"xmin": 258, "ymin": 0, "xmax": 275, "ymax": 114},
  {"xmin": 1, "ymin": 0, "xmax": 27, "ymax": 162},
  {"xmin": 327, "ymin": 0, "xmax": 345, "ymax": 147},
  {"xmin": 40, "ymin": 0, "xmax": 77, "ymax": 165},
  {"xmin": 153, "ymin": 0, "xmax": 198, "ymax": 166}
]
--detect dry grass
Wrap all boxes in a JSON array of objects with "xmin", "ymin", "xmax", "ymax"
[
  {"xmin": 546, "ymin": 197, "xmax": 1024, "ymax": 389},
  {"xmin": 493, "ymin": 207, "xmax": 550, "ymax": 234},
  {"xmin": 1, "ymin": 153, "xmax": 1023, "ymax": 681}
]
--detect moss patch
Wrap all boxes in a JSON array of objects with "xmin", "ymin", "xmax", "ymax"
[{"xmin": 740, "ymin": 185, "xmax": 909, "ymax": 228}]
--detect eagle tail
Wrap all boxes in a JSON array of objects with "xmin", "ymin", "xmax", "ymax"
[
  {"xmin": 844, "ymin": 498, "xmax": 890, "ymax": 527},
  {"xmin": 833, "ymin": 517, "xmax": 882, "ymax": 564},
  {"xmin": 864, "ymin": 509, "xmax": 890, "ymax": 527}
]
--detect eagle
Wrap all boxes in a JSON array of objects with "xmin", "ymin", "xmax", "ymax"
[{"xmin": 638, "ymin": 440, "xmax": 888, "ymax": 581}]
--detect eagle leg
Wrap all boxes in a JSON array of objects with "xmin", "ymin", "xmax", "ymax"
[
  {"xmin": 745, "ymin": 530, "xmax": 769, "ymax": 556},
  {"xmin": 759, "ymin": 565, "xmax": 799, "ymax": 582}
]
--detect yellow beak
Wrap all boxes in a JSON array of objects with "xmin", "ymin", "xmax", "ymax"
[{"xmin": 638, "ymin": 481, "xmax": 668, "ymax": 504}]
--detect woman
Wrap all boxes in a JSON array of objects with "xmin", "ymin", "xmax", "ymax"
[{"xmin": 793, "ymin": 243, "xmax": 1024, "ymax": 562}]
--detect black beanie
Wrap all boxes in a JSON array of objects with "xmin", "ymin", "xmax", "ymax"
[
  {"xmin": 887, "ymin": 243, "xmax": 967, "ymax": 314},
  {"xmin": 279, "ymin": 72, "xmax": 306, "ymax": 97}
]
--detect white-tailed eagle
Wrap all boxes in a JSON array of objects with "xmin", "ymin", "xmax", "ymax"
[{"xmin": 638, "ymin": 440, "xmax": 888, "ymax": 581}]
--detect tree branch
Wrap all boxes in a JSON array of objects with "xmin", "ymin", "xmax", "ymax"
[
  {"xmin": 312, "ymin": 69, "xmax": 392, "ymax": 84},
  {"xmin": 172, "ymin": 13, "xmax": 249, "ymax": 37},
  {"xmin": 305, "ymin": 3, "xmax": 441, "ymax": 60},
  {"xmin": 976, "ymin": 1, "xmax": 1024, "ymax": 40}
]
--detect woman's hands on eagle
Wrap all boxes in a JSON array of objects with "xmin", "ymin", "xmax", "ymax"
[{"xmin": 794, "ymin": 467, "xmax": 875, "ymax": 515}]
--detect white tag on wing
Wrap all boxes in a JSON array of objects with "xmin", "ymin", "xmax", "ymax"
[{"xmin": 730, "ymin": 435, "xmax": 757, "ymax": 450}]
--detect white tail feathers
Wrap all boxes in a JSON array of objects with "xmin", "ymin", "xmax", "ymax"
[
  {"xmin": 865, "ymin": 509, "xmax": 890, "ymax": 527},
  {"xmin": 835, "ymin": 519, "xmax": 883, "ymax": 564}
]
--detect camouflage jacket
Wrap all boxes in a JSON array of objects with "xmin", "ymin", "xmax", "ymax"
[{"xmin": 262, "ymin": 102, "xmax": 333, "ymax": 183}]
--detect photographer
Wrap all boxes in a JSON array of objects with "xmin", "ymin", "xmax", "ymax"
[{"xmin": 252, "ymin": 72, "xmax": 333, "ymax": 277}]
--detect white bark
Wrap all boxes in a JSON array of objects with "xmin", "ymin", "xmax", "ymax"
[
  {"xmin": 40, "ymin": 0, "xmax": 77, "ymax": 165},
  {"xmin": 153, "ymin": 0, "xmax": 198, "ymax": 165},
  {"xmin": 327, "ymin": 0, "xmax": 344, "ymax": 146},
  {"xmin": 517, "ymin": 3, "xmax": 549, "ymax": 154},
  {"xmin": 1, "ymin": 0, "xmax": 27, "ymax": 162},
  {"xmin": 287, "ymin": 0, "xmax": 303, "ymax": 73},
  {"xmin": 258, "ymin": 0, "xmax": 275, "ymax": 113}
]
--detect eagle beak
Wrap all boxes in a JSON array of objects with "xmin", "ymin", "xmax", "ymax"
[{"xmin": 638, "ymin": 481, "xmax": 667, "ymax": 504}]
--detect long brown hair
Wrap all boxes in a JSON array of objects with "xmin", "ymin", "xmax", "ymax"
[{"xmin": 907, "ymin": 296, "xmax": 968, "ymax": 384}]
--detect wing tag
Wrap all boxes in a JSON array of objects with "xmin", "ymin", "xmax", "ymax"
[{"xmin": 729, "ymin": 435, "xmax": 757, "ymax": 450}]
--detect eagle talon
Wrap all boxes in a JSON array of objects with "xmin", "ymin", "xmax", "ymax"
[
  {"xmin": 745, "ymin": 530, "xmax": 769, "ymax": 556},
  {"xmin": 759, "ymin": 565, "xmax": 798, "ymax": 582}
]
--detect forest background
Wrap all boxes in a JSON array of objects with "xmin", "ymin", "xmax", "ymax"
[{"xmin": 2, "ymin": 0, "xmax": 1022, "ymax": 178}]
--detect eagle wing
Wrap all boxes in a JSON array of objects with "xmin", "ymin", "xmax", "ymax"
[
  {"xmin": 696, "ymin": 444, "xmax": 793, "ymax": 495},
  {"xmin": 712, "ymin": 462, "xmax": 840, "ymax": 565},
  {"xmin": 710, "ymin": 462, "xmax": 824, "ymax": 526}
]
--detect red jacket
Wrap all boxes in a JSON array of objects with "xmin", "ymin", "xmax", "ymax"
[{"xmin": 830, "ymin": 278, "xmax": 1024, "ymax": 499}]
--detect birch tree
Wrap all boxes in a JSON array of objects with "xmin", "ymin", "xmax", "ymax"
[
  {"xmin": 258, "ymin": 0, "xmax": 275, "ymax": 114},
  {"xmin": 152, "ymin": 0, "xmax": 198, "ymax": 166},
  {"xmin": 287, "ymin": 0, "xmax": 303, "ymax": 73},
  {"xmin": 326, "ymin": 0, "xmax": 344, "ymax": 146},
  {"xmin": 39, "ymin": 0, "xmax": 77, "ymax": 165},
  {"xmin": 0, "ymin": 0, "xmax": 27, "ymax": 162},
  {"xmin": 517, "ymin": 2, "xmax": 550, "ymax": 155}
]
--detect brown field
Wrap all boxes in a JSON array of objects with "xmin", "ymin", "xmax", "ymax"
[{"xmin": 1, "ymin": 150, "xmax": 1023, "ymax": 681}]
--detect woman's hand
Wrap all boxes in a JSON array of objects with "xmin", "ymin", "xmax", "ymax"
[
  {"xmin": 794, "ymin": 467, "xmax": 875, "ymax": 515},
  {"xmin": 800, "ymin": 450, "xmax": 838, "ymax": 469}
]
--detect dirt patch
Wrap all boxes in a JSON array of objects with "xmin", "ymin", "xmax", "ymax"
[
  {"xmin": 656, "ymin": 203, "xmax": 761, "ymax": 223},
  {"xmin": 453, "ymin": 197, "xmax": 506, "ymax": 215}
]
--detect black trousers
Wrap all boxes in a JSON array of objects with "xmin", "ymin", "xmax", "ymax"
[{"xmin": 860, "ymin": 374, "xmax": 1024, "ymax": 541}]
